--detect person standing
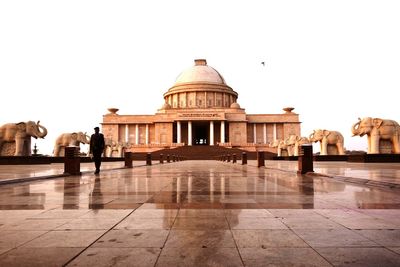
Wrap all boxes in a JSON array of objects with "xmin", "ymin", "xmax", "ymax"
[{"xmin": 89, "ymin": 126, "xmax": 105, "ymax": 174}]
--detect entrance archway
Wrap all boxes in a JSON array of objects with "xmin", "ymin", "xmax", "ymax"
[{"xmin": 193, "ymin": 122, "xmax": 208, "ymax": 145}]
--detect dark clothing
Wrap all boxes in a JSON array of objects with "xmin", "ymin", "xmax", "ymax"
[{"xmin": 90, "ymin": 132, "xmax": 105, "ymax": 173}]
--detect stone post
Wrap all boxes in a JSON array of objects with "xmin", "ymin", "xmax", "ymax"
[
  {"xmin": 160, "ymin": 153, "xmax": 164, "ymax": 164},
  {"xmin": 167, "ymin": 154, "xmax": 170, "ymax": 163},
  {"xmin": 242, "ymin": 152, "xmax": 247, "ymax": 165},
  {"xmin": 257, "ymin": 151, "xmax": 265, "ymax": 167},
  {"xmin": 64, "ymin": 147, "xmax": 81, "ymax": 175},
  {"xmin": 232, "ymin": 153, "xmax": 237, "ymax": 163},
  {"xmin": 298, "ymin": 145, "xmax": 313, "ymax": 174},
  {"xmin": 124, "ymin": 152, "xmax": 133, "ymax": 168},
  {"xmin": 146, "ymin": 153, "xmax": 152, "ymax": 166}
]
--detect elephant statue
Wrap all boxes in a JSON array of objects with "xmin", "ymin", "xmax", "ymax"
[
  {"xmin": 0, "ymin": 120, "xmax": 48, "ymax": 156},
  {"xmin": 351, "ymin": 117, "xmax": 400, "ymax": 154},
  {"xmin": 53, "ymin": 132, "xmax": 90, "ymax": 156},
  {"xmin": 309, "ymin": 129, "xmax": 345, "ymax": 155},
  {"xmin": 105, "ymin": 139, "xmax": 129, "ymax": 157},
  {"xmin": 286, "ymin": 135, "xmax": 311, "ymax": 156},
  {"xmin": 269, "ymin": 138, "xmax": 291, "ymax": 157}
]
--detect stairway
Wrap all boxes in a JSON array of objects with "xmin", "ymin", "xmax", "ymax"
[{"xmin": 147, "ymin": 146, "xmax": 275, "ymax": 160}]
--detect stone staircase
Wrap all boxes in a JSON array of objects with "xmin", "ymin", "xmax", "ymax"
[{"xmin": 143, "ymin": 146, "xmax": 276, "ymax": 160}]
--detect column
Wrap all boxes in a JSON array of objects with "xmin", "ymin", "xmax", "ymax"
[
  {"xmin": 125, "ymin": 125, "xmax": 129, "ymax": 143},
  {"xmin": 209, "ymin": 121, "xmax": 214, "ymax": 145},
  {"xmin": 188, "ymin": 121, "xmax": 192, "ymax": 146},
  {"xmin": 177, "ymin": 121, "xmax": 181, "ymax": 144},
  {"xmin": 220, "ymin": 121, "xmax": 225, "ymax": 143},
  {"xmin": 135, "ymin": 124, "xmax": 139, "ymax": 145},
  {"xmin": 253, "ymin": 124, "xmax": 257, "ymax": 144},
  {"xmin": 273, "ymin": 123, "xmax": 277, "ymax": 141},
  {"xmin": 263, "ymin": 123, "xmax": 267, "ymax": 144},
  {"xmin": 145, "ymin": 124, "xmax": 149, "ymax": 144}
]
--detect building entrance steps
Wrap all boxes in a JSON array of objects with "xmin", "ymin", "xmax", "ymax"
[{"xmin": 0, "ymin": 160, "xmax": 400, "ymax": 266}]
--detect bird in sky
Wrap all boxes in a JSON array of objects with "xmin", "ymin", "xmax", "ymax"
[{"xmin": 261, "ymin": 61, "xmax": 265, "ymax": 66}]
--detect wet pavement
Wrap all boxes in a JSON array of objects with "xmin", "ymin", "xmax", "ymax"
[{"xmin": 0, "ymin": 160, "xmax": 400, "ymax": 266}]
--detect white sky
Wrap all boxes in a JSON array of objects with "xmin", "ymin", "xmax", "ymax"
[{"xmin": 1, "ymin": 0, "xmax": 399, "ymax": 155}]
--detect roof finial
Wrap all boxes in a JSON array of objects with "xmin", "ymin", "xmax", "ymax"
[{"xmin": 194, "ymin": 59, "xmax": 207, "ymax": 66}]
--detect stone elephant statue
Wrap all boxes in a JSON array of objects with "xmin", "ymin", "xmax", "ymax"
[
  {"xmin": 351, "ymin": 117, "xmax": 400, "ymax": 154},
  {"xmin": 104, "ymin": 140, "xmax": 129, "ymax": 157},
  {"xmin": 286, "ymin": 135, "xmax": 311, "ymax": 156},
  {"xmin": 269, "ymin": 138, "xmax": 290, "ymax": 157},
  {"xmin": 53, "ymin": 132, "xmax": 90, "ymax": 156},
  {"xmin": 0, "ymin": 120, "xmax": 48, "ymax": 156},
  {"xmin": 309, "ymin": 129, "xmax": 345, "ymax": 155}
]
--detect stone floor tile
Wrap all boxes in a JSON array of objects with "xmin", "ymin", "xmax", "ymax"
[
  {"xmin": 228, "ymin": 217, "xmax": 288, "ymax": 230},
  {"xmin": 1, "ymin": 218, "xmax": 71, "ymax": 231},
  {"xmin": 232, "ymin": 229, "xmax": 308, "ymax": 248},
  {"xmin": 316, "ymin": 247, "xmax": 400, "ymax": 267},
  {"xmin": 331, "ymin": 217, "xmax": 399, "ymax": 229},
  {"xmin": 239, "ymin": 247, "xmax": 331, "ymax": 267},
  {"xmin": 269, "ymin": 209, "xmax": 326, "ymax": 218},
  {"xmin": 0, "ymin": 230, "xmax": 46, "ymax": 249},
  {"xmin": 224, "ymin": 208, "xmax": 273, "ymax": 218},
  {"xmin": 128, "ymin": 208, "xmax": 178, "ymax": 218},
  {"xmin": 165, "ymin": 230, "xmax": 235, "ymax": 248},
  {"xmin": 178, "ymin": 208, "xmax": 225, "ymax": 217},
  {"xmin": 282, "ymin": 216, "xmax": 346, "ymax": 229},
  {"xmin": 156, "ymin": 247, "xmax": 244, "ymax": 267},
  {"xmin": 0, "ymin": 247, "xmax": 82, "ymax": 267},
  {"xmin": 93, "ymin": 229, "xmax": 169, "ymax": 248},
  {"xmin": 356, "ymin": 229, "xmax": 400, "ymax": 246},
  {"xmin": 172, "ymin": 216, "xmax": 229, "ymax": 230},
  {"xmin": 78, "ymin": 209, "xmax": 133, "ymax": 219},
  {"xmin": 30, "ymin": 209, "xmax": 90, "ymax": 219},
  {"xmin": 56, "ymin": 218, "xmax": 120, "ymax": 230},
  {"xmin": 115, "ymin": 217, "xmax": 175, "ymax": 229},
  {"xmin": 68, "ymin": 247, "xmax": 161, "ymax": 267},
  {"xmin": 294, "ymin": 228, "xmax": 379, "ymax": 247},
  {"xmin": 22, "ymin": 230, "xmax": 105, "ymax": 248}
]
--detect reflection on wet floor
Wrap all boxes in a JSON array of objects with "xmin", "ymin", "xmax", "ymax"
[
  {"xmin": 0, "ymin": 161, "xmax": 399, "ymax": 210},
  {"xmin": 1, "ymin": 161, "xmax": 400, "ymax": 266}
]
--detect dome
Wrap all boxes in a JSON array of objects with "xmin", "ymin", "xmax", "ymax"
[
  {"xmin": 174, "ymin": 59, "xmax": 226, "ymax": 85},
  {"xmin": 163, "ymin": 59, "xmax": 238, "ymax": 109}
]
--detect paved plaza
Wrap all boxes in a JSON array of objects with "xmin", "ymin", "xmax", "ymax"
[{"xmin": 0, "ymin": 160, "xmax": 400, "ymax": 266}]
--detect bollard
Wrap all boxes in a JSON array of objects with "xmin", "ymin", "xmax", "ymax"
[
  {"xmin": 232, "ymin": 153, "xmax": 237, "ymax": 163},
  {"xmin": 257, "ymin": 151, "xmax": 265, "ymax": 167},
  {"xmin": 242, "ymin": 152, "xmax": 247, "ymax": 165},
  {"xmin": 146, "ymin": 153, "xmax": 152, "ymax": 166},
  {"xmin": 160, "ymin": 154, "xmax": 164, "ymax": 164},
  {"xmin": 124, "ymin": 152, "xmax": 133, "ymax": 168},
  {"xmin": 298, "ymin": 145, "xmax": 313, "ymax": 174},
  {"xmin": 227, "ymin": 154, "xmax": 231, "ymax": 162},
  {"xmin": 64, "ymin": 146, "xmax": 81, "ymax": 175},
  {"xmin": 167, "ymin": 154, "xmax": 170, "ymax": 163},
  {"xmin": 172, "ymin": 155, "xmax": 176, "ymax": 162}
]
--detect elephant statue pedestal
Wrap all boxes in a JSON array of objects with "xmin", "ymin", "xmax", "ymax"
[
  {"xmin": 0, "ymin": 138, "xmax": 31, "ymax": 156},
  {"xmin": 327, "ymin": 145, "xmax": 339, "ymax": 155}
]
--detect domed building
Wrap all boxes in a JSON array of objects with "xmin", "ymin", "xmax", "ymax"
[{"xmin": 102, "ymin": 59, "xmax": 300, "ymax": 153}]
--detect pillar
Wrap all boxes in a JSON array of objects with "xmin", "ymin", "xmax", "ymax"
[
  {"xmin": 273, "ymin": 123, "xmax": 277, "ymax": 141},
  {"xmin": 125, "ymin": 125, "xmax": 129, "ymax": 143},
  {"xmin": 177, "ymin": 121, "xmax": 181, "ymax": 144},
  {"xmin": 220, "ymin": 121, "xmax": 225, "ymax": 144},
  {"xmin": 209, "ymin": 121, "xmax": 214, "ymax": 145},
  {"xmin": 263, "ymin": 123, "xmax": 267, "ymax": 144},
  {"xmin": 253, "ymin": 124, "xmax": 257, "ymax": 144},
  {"xmin": 188, "ymin": 121, "xmax": 192, "ymax": 146},
  {"xmin": 145, "ymin": 124, "xmax": 149, "ymax": 145},
  {"xmin": 135, "ymin": 124, "xmax": 139, "ymax": 145}
]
